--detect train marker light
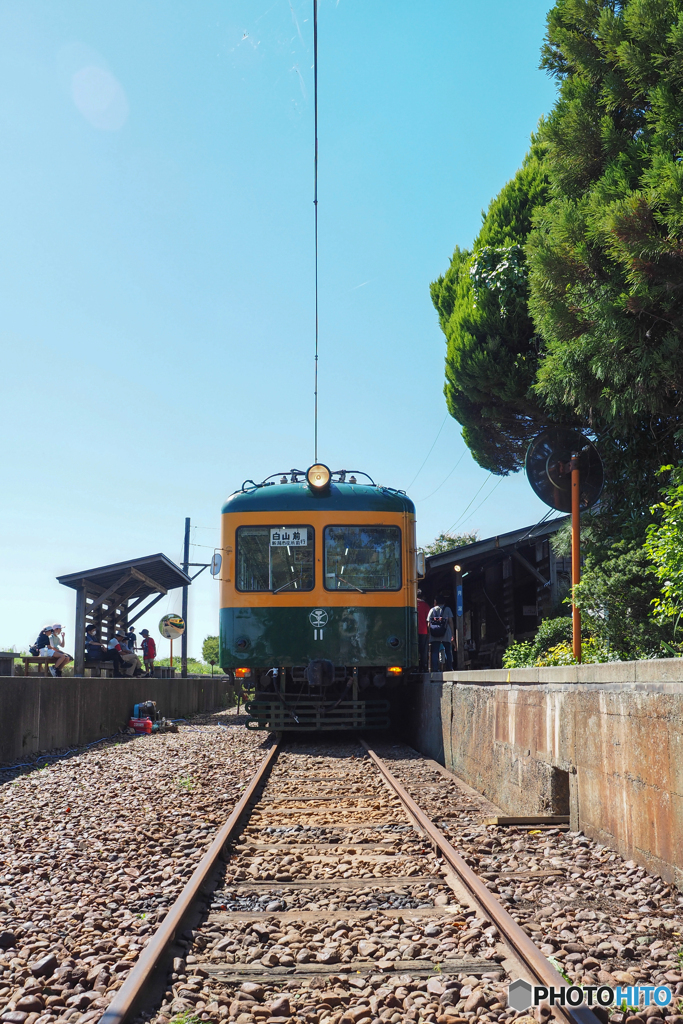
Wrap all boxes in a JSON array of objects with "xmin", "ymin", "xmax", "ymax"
[
  {"xmin": 235, "ymin": 668, "xmax": 251, "ymax": 678},
  {"xmin": 307, "ymin": 463, "xmax": 331, "ymax": 491},
  {"xmin": 387, "ymin": 666, "xmax": 403, "ymax": 674}
]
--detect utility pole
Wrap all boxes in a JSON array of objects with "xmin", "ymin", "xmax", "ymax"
[{"xmin": 181, "ymin": 517, "xmax": 190, "ymax": 678}]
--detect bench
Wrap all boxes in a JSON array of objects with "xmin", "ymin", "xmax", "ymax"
[
  {"xmin": 22, "ymin": 657, "xmax": 56, "ymax": 676},
  {"xmin": 84, "ymin": 661, "xmax": 115, "ymax": 677}
]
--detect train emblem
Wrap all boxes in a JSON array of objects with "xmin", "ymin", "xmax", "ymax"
[{"xmin": 309, "ymin": 608, "xmax": 329, "ymax": 627}]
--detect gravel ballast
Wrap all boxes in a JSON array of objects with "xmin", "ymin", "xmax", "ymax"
[{"xmin": 0, "ymin": 710, "xmax": 264, "ymax": 1024}]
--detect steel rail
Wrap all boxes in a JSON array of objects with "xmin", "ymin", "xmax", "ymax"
[
  {"xmin": 360, "ymin": 740, "xmax": 600, "ymax": 1024},
  {"xmin": 100, "ymin": 738, "xmax": 281, "ymax": 1024}
]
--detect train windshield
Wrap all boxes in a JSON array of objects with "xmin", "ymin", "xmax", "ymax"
[
  {"xmin": 324, "ymin": 526, "xmax": 401, "ymax": 592},
  {"xmin": 236, "ymin": 526, "xmax": 314, "ymax": 592}
]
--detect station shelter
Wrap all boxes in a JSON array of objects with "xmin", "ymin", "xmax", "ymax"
[
  {"xmin": 421, "ymin": 517, "xmax": 572, "ymax": 670},
  {"xmin": 57, "ymin": 554, "xmax": 191, "ymax": 676}
]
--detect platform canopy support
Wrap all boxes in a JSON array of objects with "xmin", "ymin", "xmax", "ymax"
[{"xmin": 57, "ymin": 554, "xmax": 191, "ymax": 676}]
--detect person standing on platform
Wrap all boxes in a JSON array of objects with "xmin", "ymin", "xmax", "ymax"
[
  {"xmin": 427, "ymin": 598, "xmax": 454, "ymax": 672},
  {"xmin": 140, "ymin": 629, "xmax": 156, "ymax": 676},
  {"xmin": 417, "ymin": 589, "xmax": 430, "ymax": 671}
]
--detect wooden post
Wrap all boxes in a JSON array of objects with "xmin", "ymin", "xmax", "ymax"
[
  {"xmin": 181, "ymin": 517, "xmax": 190, "ymax": 678},
  {"xmin": 571, "ymin": 454, "xmax": 581, "ymax": 663},
  {"xmin": 74, "ymin": 587, "xmax": 86, "ymax": 677}
]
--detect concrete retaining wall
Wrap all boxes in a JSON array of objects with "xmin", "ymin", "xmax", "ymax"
[
  {"xmin": 0, "ymin": 676, "xmax": 234, "ymax": 764},
  {"xmin": 408, "ymin": 659, "xmax": 683, "ymax": 889}
]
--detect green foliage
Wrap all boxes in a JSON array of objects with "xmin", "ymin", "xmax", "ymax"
[
  {"xmin": 202, "ymin": 635, "xmax": 219, "ymax": 664},
  {"xmin": 154, "ymin": 656, "xmax": 214, "ymax": 675},
  {"xmin": 432, "ymin": 0, "xmax": 683, "ymax": 660},
  {"xmin": 430, "ymin": 145, "xmax": 552, "ymax": 474},
  {"xmin": 470, "ymin": 245, "xmax": 527, "ymax": 316},
  {"xmin": 501, "ymin": 641, "xmax": 535, "ymax": 669},
  {"xmin": 573, "ymin": 537, "xmax": 672, "ymax": 657},
  {"xmin": 646, "ymin": 467, "xmax": 683, "ymax": 625},
  {"xmin": 528, "ymin": 0, "xmax": 683, "ymax": 493},
  {"xmin": 422, "ymin": 531, "xmax": 479, "ymax": 556},
  {"xmin": 533, "ymin": 615, "xmax": 574, "ymax": 654},
  {"xmin": 539, "ymin": 637, "xmax": 617, "ymax": 665},
  {"xmin": 502, "ymin": 616, "xmax": 573, "ymax": 667}
]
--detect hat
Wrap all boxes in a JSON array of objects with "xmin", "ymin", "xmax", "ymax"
[
  {"xmin": 115, "ymin": 631, "xmax": 126, "ymax": 638},
  {"xmin": 52, "ymin": 624, "xmax": 62, "ymax": 631},
  {"xmin": 85, "ymin": 624, "xmax": 97, "ymax": 632},
  {"xmin": 140, "ymin": 629, "xmax": 150, "ymax": 636}
]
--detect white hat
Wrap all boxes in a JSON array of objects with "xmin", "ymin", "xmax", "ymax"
[{"xmin": 52, "ymin": 624, "xmax": 62, "ymax": 631}]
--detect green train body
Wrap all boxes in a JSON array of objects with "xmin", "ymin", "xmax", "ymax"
[{"xmin": 218, "ymin": 469, "xmax": 418, "ymax": 730}]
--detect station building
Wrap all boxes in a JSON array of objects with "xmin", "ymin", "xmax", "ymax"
[{"xmin": 420, "ymin": 516, "xmax": 572, "ymax": 670}]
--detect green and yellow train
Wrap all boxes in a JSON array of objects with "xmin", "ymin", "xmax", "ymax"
[{"xmin": 218, "ymin": 464, "xmax": 418, "ymax": 731}]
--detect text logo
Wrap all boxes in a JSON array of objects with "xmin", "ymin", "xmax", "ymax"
[{"xmin": 508, "ymin": 980, "xmax": 672, "ymax": 1011}]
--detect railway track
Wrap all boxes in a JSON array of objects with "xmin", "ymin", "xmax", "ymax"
[{"xmin": 101, "ymin": 738, "xmax": 599, "ymax": 1024}]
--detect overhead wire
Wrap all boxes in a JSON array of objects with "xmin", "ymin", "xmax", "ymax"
[
  {"xmin": 415, "ymin": 449, "xmax": 467, "ymax": 502},
  {"xmin": 444, "ymin": 473, "xmax": 494, "ymax": 534},
  {"xmin": 451, "ymin": 474, "xmax": 504, "ymax": 532},
  {"xmin": 405, "ymin": 415, "xmax": 448, "ymax": 491},
  {"xmin": 313, "ymin": 0, "xmax": 319, "ymax": 463}
]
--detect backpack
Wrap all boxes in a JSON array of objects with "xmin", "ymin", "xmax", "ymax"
[
  {"xmin": 429, "ymin": 608, "xmax": 448, "ymax": 638},
  {"xmin": 30, "ymin": 631, "xmax": 51, "ymax": 656}
]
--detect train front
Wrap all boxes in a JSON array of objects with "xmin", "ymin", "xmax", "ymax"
[{"xmin": 218, "ymin": 465, "xmax": 418, "ymax": 731}]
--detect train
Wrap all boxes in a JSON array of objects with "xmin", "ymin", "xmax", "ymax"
[{"xmin": 217, "ymin": 464, "xmax": 419, "ymax": 731}]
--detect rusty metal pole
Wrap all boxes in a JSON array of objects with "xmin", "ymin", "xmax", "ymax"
[{"xmin": 571, "ymin": 453, "xmax": 581, "ymax": 663}]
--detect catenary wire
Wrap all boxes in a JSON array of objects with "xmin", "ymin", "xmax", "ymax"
[
  {"xmin": 313, "ymin": 0, "xmax": 319, "ymax": 463},
  {"xmin": 444, "ymin": 472, "xmax": 493, "ymax": 534},
  {"xmin": 415, "ymin": 448, "xmax": 467, "ymax": 502},
  {"xmin": 450, "ymin": 474, "xmax": 504, "ymax": 532},
  {"xmin": 405, "ymin": 414, "xmax": 448, "ymax": 491}
]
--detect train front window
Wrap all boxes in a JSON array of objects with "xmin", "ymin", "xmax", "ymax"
[
  {"xmin": 324, "ymin": 526, "xmax": 401, "ymax": 592},
  {"xmin": 236, "ymin": 526, "xmax": 314, "ymax": 592}
]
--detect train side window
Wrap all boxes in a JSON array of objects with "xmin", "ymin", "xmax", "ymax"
[
  {"xmin": 323, "ymin": 525, "xmax": 401, "ymax": 592},
  {"xmin": 236, "ymin": 525, "xmax": 314, "ymax": 592}
]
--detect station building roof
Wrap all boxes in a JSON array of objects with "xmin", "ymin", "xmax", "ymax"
[{"xmin": 426, "ymin": 516, "xmax": 569, "ymax": 573}]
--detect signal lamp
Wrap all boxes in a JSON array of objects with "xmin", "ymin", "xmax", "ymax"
[
  {"xmin": 387, "ymin": 666, "xmax": 403, "ymax": 674},
  {"xmin": 307, "ymin": 464, "xmax": 331, "ymax": 491},
  {"xmin": 454, "ymin": 564, "xmax": 462, "ymax": 573},
  {"xmin": 235, "ymin": 667, "xmax": 251, "ymax": 678}
]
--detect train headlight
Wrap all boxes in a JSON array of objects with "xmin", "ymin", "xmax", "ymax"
[{"xmin": 307, "ymin": 464, "xmax": 331, "ymax": 492}]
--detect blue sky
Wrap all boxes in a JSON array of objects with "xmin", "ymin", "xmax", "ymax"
[{"xmin": 0, "ymin": 0, "xmax": 558, "ymax": 658}]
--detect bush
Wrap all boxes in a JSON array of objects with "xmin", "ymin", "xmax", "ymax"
[
  {"xmin": 536, "ymin": 638, "xmax": 617, "ymax": 667},
  {"xmin": 502, "ymin": 616, "xmax": 573, "ymax": 668}
]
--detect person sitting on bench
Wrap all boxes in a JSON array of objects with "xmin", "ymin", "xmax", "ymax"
[
  {"xmin": 31, "ymin": 625, "xmax": 70, "ymax": 677},
  {"xmin": 108, "ymin": 632, "xmax": 143, "ymax": 677},
  {"xmin": 83, "ymin": 618, "xmax": 109, "ymax": 667}
]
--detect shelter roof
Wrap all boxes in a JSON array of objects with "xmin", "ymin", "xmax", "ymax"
[
  {"xmin": 426, "ymin": 516, "xmax": 569, "ymax": 572},
  {"xmin": 57, "ymin": 553, "xmax": 191, "ymax": 597}
]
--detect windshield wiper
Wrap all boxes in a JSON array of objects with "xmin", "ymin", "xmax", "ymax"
[
  {"xmin": 273, "ymin": 575, "xmax": 306, "ymax": 594},
  {"xmin": 334, "ymin": 573, "xmax": 364, "ymax": 594}
]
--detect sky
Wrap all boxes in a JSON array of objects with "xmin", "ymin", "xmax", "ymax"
[{"xmin": 0, "ymin": 0, "xmax": 559, "ymax": 659}]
